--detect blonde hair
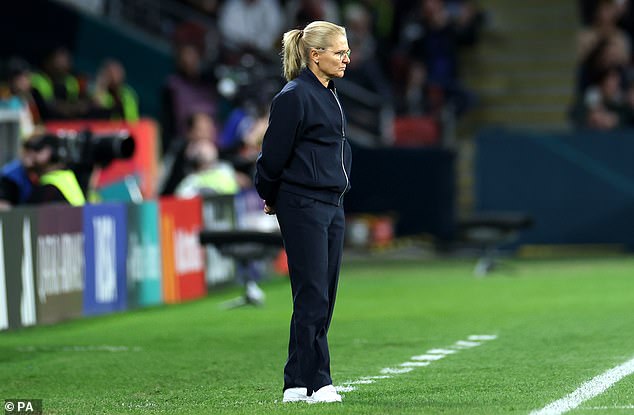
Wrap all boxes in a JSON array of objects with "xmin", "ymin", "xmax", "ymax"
[{"xmin": 282, "ymin": 21, "xmax": 346, "ymax": 82}]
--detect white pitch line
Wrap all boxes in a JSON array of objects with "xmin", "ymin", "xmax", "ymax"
[
  {"xmin": 530, "ymin": 357, "xmax": 634, "ymax": 415},
  {"xmin": 427, "ymin": 348, "xmax": 457, "ymax": 355},
  {"xmin": 453, "ymin": 340, "xmax": 481, "ymax": 349},
  {"xmin": 345, "ymin": 379, "xmax": 376, "ymax": 385},
  {"xmin": 411, "ymin": 354, "xmax": 446, "ymax": 361},
  {"xmin": 468, "ymin": 335, "xmax": 498, "ymax": 341},
  {"xmin": 336, "ymin": 386, "xmax": 356, "ymax": 393},
  {"xmin": 380, "ymin": 367, "xmax": 414, "ymax": 375},
  {"xmin": 401, "ymin": 361, "xmax": 431, "ymax": 367},
  {"xmin": 334, "ymin": 334, "xmax": 498, "ymax": 395}
]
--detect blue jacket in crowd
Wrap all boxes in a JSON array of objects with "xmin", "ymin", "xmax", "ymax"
[{"xmin": 255, "ymin": 68, "xmax": 352, "ymax": 207}]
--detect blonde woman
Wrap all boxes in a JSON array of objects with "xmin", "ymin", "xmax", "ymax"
[{"xmin": 255, "ymin": 21, "xmax": 352, "ymax": 403}]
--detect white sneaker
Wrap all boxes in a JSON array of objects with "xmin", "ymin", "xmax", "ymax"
[
  {"xmin": 283, "ymin": 387, "xmax": 308, "ymax": 402},
  {"xmin": 245, "ymin": 281, "xmax": 265, "ymax": 305},
  {"xmin": 308, "ymin": 385, "xmax": 342, "ymax": 403}
]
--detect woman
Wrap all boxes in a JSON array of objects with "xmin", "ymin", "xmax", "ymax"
[{"xmin": 254, "ymin": 21, "xmax": 352, "ymax": 403}]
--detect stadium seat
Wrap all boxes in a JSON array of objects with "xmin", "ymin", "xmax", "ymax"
[
  {"xmin": 458, "ymin": 212, "xmax": 534, "ymax": 276},
  {"xmin": 199, "ymin": 229, "xmax": 284, "ymax": 307},
  {"xmin": 392, "ymin": 116, "xmax": 441, "ymax": 147}
]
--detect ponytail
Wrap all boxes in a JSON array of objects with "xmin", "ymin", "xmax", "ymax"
[{"xmin": 282, "ymin": 29, "xmax": 304, "ymax": 82}]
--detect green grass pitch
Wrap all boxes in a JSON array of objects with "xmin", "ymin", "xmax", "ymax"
[{"xmin": 2, "ymin": 256, "xmax": 634, "ymax": 414}]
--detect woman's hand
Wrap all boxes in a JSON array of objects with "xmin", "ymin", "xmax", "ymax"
[{"xmin": 264, "ymin": 203, "xmax": 276, "ymax": 215}]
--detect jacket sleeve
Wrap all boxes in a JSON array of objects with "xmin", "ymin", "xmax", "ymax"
[{"xmin": 255, "ymin": 88, "xmax": 304, "ymax": 205}]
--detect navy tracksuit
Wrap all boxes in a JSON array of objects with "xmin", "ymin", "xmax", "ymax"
[{"xmin": 255, "ymin": 68, "xmax": 352, "ymax": 393}]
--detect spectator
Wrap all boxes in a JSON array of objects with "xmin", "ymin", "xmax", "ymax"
[
  {"xmin": 30, "ymin": 46, "xmax": 91, "ymax": 120},
  {"xmin": 395, "ymin": 58, "xmax": 444, "ymax": 116},
  {"xmin": 92, "ymin": 59, "xmax": 140, "ymax": 122},
  {"xmin": 162, "ymin": 43, "xmax": 218, "ymax": 154},
  {"xmin": 218, "ymin": 0, "xmax": 284, "ymax": 57},
  {"xmin": 160, "ymin": 111, "xmax": 219, "ymax": 196},
  {"xmin": 172, "ymin": 0, "xmax": 222, "ymax": 67},
  {"xmin": 578, "ymin": 36, "xmax": 629, "ymax": 92},
  {"xmin": 356, "ymin": 0, "xmax": 397, "ymax": 69},
  {"xmin": 285, "ymin": 0, "xmax": 341, "ymax": 28},
  {"xmin": 22, "ymin": 133, "xmax": 86, "ymax": 205},
  {"xmin": 398, "ymin": 0, "xmax": 480, "ymax": 117},
  {"xmin": 342, "ymin": 3, "xmax": 393, "ymax": 102},
  {"xmin": 0, "ymin": 57, "xmax": 39, "ymax": 138},
  {"xmin": 0, "ymin": 132, "xmax": 85, "ymax": 207},
  {"xmin": 577, "ymin": 0, "xmax": 630, "ymax": 66},
  {"xmin": 218, "ymin": 91, "xmax": 271, "ymax": 178},
  {"xmin": 571, "ymin": 67, "xmax": 630, "ymax": 129},
  {"xmin": 175, "ymin": 138, "xmax": 240, "ymax": 198}
]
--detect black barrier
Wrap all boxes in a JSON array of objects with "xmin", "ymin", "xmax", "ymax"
[{"xmin": 344, "ymin": 143, "xmax": 456, "ymax": 240}]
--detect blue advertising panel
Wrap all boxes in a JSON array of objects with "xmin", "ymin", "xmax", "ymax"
[
  {"xmin": 83, "ymin": 203, "xmax": 128, "ymax": 315},
  {"xmin": 127, "ymin": 201, "xmax": 162, "ymax": 308}
]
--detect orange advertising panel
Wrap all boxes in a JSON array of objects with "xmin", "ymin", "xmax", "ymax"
[
  {"xmin": 159, "ymin": 197, "xmax": 206, "ymax": 303},
  {"xmin": 45, "ymin": 118, "xmax": 160, "ymax": 198}
]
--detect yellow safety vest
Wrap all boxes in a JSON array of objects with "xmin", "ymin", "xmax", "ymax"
[
  {"xmin": 95, "ymin": 85, "xmax": 139, "ymax": 122},
  {"xmin": 30, "ymin": 72, "xmax": 80, "ymax": 102},
  {"xmin": 39, "ymin": 170, "xmax": 86, "ymax": 206}
]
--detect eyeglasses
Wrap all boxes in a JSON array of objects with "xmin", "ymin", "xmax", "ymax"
[{"xmin": 319, "ymin": 48, "xmax": 351, "ymax": 61}]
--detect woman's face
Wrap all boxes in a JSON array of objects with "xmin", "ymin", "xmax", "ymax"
[{"xmin": 316, "ymin": 35, "xmax": 351, "ymax": 80}]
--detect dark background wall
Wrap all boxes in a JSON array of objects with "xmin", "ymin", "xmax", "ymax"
[
  {"xmin": 475, "ymin": 128, "xmax": 634, "ymax": 250},
  {"xmin": 345, "ymin": 144, "xmax": 456, "ymax": 241}
]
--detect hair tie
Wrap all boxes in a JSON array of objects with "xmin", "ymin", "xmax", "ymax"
[{"xmin": 299, "ymin": 29, "xmax": 304, "ymax": 37}]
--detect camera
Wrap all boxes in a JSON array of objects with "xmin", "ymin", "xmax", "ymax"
[
  {"xmin": 24, "ymin": 129, "xmax": 135, "ymax": 168},
  {"xmin": 53, "ymin": 128, "xmax": 135, "ymax": 168}
]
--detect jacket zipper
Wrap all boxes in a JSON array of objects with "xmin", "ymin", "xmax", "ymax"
[{"xmin": 330, "ymin": 88, "xmax": 350, "ymax": 206}]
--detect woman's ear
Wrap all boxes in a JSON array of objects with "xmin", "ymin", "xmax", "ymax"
[{"xmin": 310, "ymin": 48, "xmax": 320, "ymax": 64}]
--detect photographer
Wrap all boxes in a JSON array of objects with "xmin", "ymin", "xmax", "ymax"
[{"xmin": 0, "ymin": 132, "xmax": 86, "ymax": 207}]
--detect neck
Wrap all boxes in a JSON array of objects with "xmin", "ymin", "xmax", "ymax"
[{"xmin": 307, "ymin": 65, "xmax": 330, "ymax": 88}]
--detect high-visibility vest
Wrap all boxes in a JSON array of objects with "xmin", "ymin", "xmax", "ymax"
[
  {"xmin": 39, "ymin": 170, "xmax": 86, "ymax": 206},
  {"xmin": 30, "ymin": 72, "xmax": 80, "ymax": 102},
  {"xmin": 95, "ymin": 85, "xmax": 139, "ymax": 121}
]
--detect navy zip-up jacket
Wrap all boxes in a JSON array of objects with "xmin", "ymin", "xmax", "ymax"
[{"xmin": 255, "ymin": 68, "xmax": 352, "ymax": 207}]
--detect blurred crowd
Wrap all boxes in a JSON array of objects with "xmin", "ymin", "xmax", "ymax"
[
  {"xmin": 572, "ymin": 0, "xmax": 634, "ymax": 129},
  {"xmin": 0, "ymin": 0, "xmax": 487, "ymax": 209}
]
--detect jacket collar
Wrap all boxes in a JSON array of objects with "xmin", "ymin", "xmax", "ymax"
[{"xmin": 299, "ymin": 67, "xmax": 336, "ymax": 91}]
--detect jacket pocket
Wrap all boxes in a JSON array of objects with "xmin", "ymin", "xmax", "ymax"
[
  {"xmin": 285, "ymin": 192, "xmax": 317, "ymax": 209},
  {"xmin": 311, "ymin": 150, "xmax": 319, "ymax": 182}
]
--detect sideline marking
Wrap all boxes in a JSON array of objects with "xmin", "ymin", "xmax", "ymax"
[
  {"xmin": 530, "ymin": 357, "xmax": 634, "ymax": 415},
  {"xmin": 336, "ymin": 334, "xmax": 498, "ymax": 393},
  {"xmin": 411, "ymin": 354, "xmax": 445, "ymax": 361}
]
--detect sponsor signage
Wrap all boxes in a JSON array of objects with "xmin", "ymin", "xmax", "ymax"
[
  {"xmin": 36, "ymin": 204, "xmax": 84, "ymax": 325},
  {"xmin": 0, "ymin": 208, "xmax": 37, "ymax": 329},
  {"xmin": 83, "ymin": 204, "xmax": 128, "ymax": 315},
  {"xmin": 159, "ymin": 197, "xmax": 206, "ymax": 303},
  {"xmin": 127, "ymin": 201, "xmax": 162, "ymax": 308}
]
